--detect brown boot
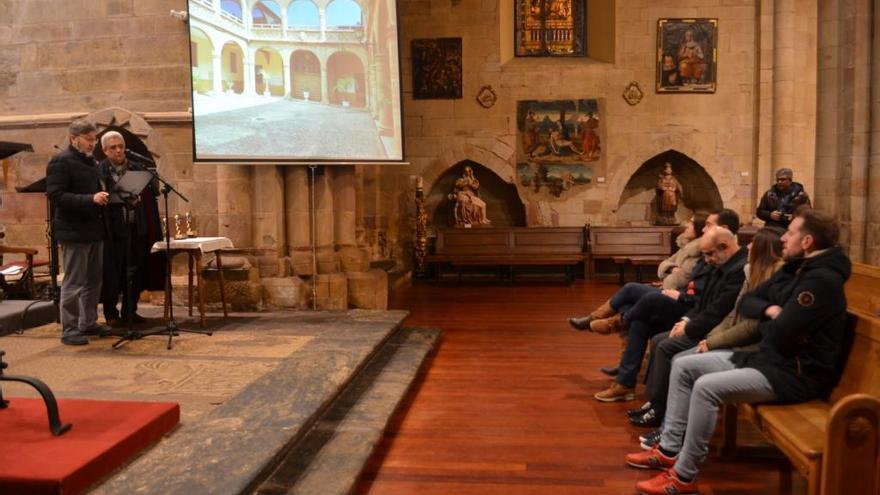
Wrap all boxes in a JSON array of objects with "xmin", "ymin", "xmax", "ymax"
[
  {"xmin": 590, "ymin": 314, "xmax": 624, "ymax": 334},
  {"xmin": 567, "ymin": 299, "xmax": 616, "ymax": 331},
  {"xmin": 590, "ymin": 300, "xmax": 616, "ymax": 319},
  {"xmin": 594, "ymin": 382, "xmax": 636, "ymax": 402}
]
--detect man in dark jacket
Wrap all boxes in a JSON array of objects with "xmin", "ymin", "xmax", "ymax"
[
  {"xmin": 623, "ymin": 208, "xmax": 850, "ymax": 495},
  {"xmin": 594, "ymin": 226, "xmax": 748, "ymax": 402},
  {"xmin": 756, "ymin": 167, "xmax": 811, "ymax": 229},
  {"xmin": 98, "ymin": 131, "xmax": 160, "ymax": 326},
  {"xmin": 46, "ymin": 119, "xmax": 109, "ymax": 345}
]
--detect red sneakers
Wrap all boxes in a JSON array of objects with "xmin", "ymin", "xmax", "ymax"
[
  {"xmin": 635, "ymin": 468, "xmax": 698, "ymax": 495},
  {"xmin": 625, "ymin": 445, "xmax": 676, "ymax": 470}
]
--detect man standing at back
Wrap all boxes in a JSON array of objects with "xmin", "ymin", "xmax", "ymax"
[
  {"xmin": 756, "ymin": 167, "xmax": 811, "ymax": 229},
  {"xmin": 46, "ymin": 119, "xmax": 109, "ymax": 345}
]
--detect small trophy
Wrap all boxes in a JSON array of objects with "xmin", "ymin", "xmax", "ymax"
[
  {"xmin": 173, "ymin": 214, "xmax": 186, "ymax": 240},
  {"xmin": 185, "ymin": 211, "xmax": 197, "ymax": 238}
]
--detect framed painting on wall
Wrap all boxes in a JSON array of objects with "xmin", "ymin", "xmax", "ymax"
[
  {"xmin": 515, "ymin": 99, "xmax": 603, "ymax": 197},
  {"xmin": 411, "ymin": 37, "xmax": 462, "ymax": 99},
  {"xmin": 656, "ymin": 18, "xmax": 717, "ymax": 93}
]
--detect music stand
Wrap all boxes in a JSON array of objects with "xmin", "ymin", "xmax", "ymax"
[{"xmin": 108, "ymin": 171, "xmax": 154, "ymax": 349}]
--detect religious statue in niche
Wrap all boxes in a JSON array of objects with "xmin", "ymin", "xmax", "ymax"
[
  {"xmin": 515, "ymin": 99, "xmax": 603, "ymax": 197},
  {"xmin": 411, "ymin": 38, "xmax": 462, "ymax": 99},
  {"xmin": 515, "ymin": 0, "xmax": 586, "ymax": 57},
  {"xmin": 449, "ymin": 166, "xmax": 490, "ymax": 227},
  {"xmin": 655, "ymin": 163, "xmax": 683, "ymax": 225}
]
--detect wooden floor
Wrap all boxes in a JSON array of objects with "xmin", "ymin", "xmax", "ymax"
[{"xmin": 354, "ymin": 279, "xmax": 806, "ymax": 495}]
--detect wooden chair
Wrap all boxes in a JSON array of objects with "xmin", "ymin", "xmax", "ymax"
[{"xmin": 0, "ymin": 245, "xmax": 44, "ymax": 299}]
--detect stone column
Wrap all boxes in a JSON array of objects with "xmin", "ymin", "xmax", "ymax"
[
  {"xmin": 334, "ymin": 166, "xmax": 368, "ymax": 272},
  {"xmin": 281, "ymin": 8, "xmax": 288, "ymax": 38},
  {"xmin": 869, "ymin": 0, "xmax": 880, "ymax": 265},
  {"xmin": 320, "ymin": 8, "xmax": 326, "ymax": 41},
  {"xmin": 216, "ymin": 165, "xmax": 253, "ymax": 248},
  {"xmin": 244, "ymin": 49, "xmax": 256, "ymax": 95},
  {"xmin": 212, "ymin": 52, "xmax": 223, "ymax": 94},
  {"xmin": 252, "ymin": 166, "xmax": 286, "ymax": 276},
  {"xmin": 285, "ymin": 166, "xmax": 313, "ymax": 275},
  {"xmin": 282, "ymin": 57, "xmax": 292, "ymax": 97},
  {"xmin": 320, "ymin": 66, "xmax": 329, "ymax": 103},
  {"xmin": 770, "ymin": 0, "xmax": 817, "ymax": 195}
]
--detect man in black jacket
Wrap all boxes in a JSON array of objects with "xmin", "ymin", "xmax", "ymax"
[
  {"xmin": 46, "ymin": 119, "xmax": 109, "ymax": 345},
  {"xmin": 756, "ymin": 167, "xmax": 811, "ymax": 229},
  {"xmin": 624, "ymin": 208, "xmax": 850, "ymax": 495},
  {"xmin": 594, "ymin": 226, "xmax": 748, "ymax": 402},
  {"xmin": 99, "ymin": 131, "xmax": 159, "ymax": 326}
]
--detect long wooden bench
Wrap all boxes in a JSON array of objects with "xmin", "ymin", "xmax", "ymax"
[
  {"xmin": 589, "ymin": 226, "xmax": 677, "ymax": 284},
  {"xmin": 425, "ymin": 227, "xmax": 586, "ymax": 284},
  {"xmin": 723, "ymin": 262, "xmax": 880, "ymax": 495}
]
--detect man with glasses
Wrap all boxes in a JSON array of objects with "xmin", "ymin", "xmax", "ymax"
[
  {"xmin": 594, "ymin": 225, "xmax": 748, "ymax": 402},
  {"xmin": 756, "ymin": 167, "xmax": 811, "ymax": 229},
  {"xmin": 46, "ymin": 119, "xmax": 110, "ymax": 345}
]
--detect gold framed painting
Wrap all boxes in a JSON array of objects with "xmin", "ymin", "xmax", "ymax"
[{"xmin": 656, "ymin": 18, "xmax": 717, "ymax": 93}]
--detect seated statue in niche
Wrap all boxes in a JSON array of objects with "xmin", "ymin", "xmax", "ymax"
[
  {"xmin": 449, "ymin": 166, "xmax": 490, "ymax": 227},
  {"xmin": 655, "ymin": 163, "xmax": 683, "ymax": 225}
]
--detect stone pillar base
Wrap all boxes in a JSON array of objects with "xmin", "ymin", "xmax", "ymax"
[
  {"xmin": 262, "ymin": 276, "xmax": 308, "ymax": 309},
  {"xmin": 312, "ymin": 273, "xmax": 347, "ymax": 309},
  {"xmin": 347, "ymin": 269, "xmax": 388, "ymax": 310}
]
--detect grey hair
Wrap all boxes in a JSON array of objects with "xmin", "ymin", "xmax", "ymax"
[
  {"xmin": 68, "ymin": 119, "xmax": 96, "ymax": 136},
  {"xmin": 101, "ymin": 130, "xmax": 125, "ymax": 148},
  {"xmin": 775, "ymin": 167, "xmax": 793, "ymax": 178}
]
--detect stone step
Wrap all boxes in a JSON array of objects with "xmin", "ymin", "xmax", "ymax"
[
  {"xmin": 253, "ymin": 327, "xmax": 441, "ymax": 495},
  {"xmin": 92, "ymin": 310, "xmax": 409, "ymax": 495}
]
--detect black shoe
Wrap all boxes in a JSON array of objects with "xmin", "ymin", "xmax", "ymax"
[
  {"xmin": 82, "ymin": 324, "xmax": 112, "ymax": 337},
  {"xmin": 599, "ymin": 364, "xmax": 619, "ymax": 377},
  {"xmin": 568, "ymin": 316, "xmax": 593, "ymax": 331},
  {"xmin": 106, "ymin": 316, "xmax": 123, "ymax": 327},
  {"xmin": 626, "ymin": 400, "xmax": 652, "ymax": 418},
  {"xmin": 630, "ymin": 407, "xmax": 663, "ymax": 428},
  {"xmin": 639, "ymin": 428, "xmax": 663, "ymax": 450},
  {"xmin": 61, "ymin": 334, "xmax": 89, "ymax": 346}
]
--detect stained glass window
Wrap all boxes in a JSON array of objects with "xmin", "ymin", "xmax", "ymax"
[{"xmin": 515, "ymin": 0, "xmax": 586, "ymax": 57}]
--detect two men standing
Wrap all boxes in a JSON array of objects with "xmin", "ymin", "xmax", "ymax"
[{"xmin": 46, "ymin": 120, "xmax": 161, "ymax": 345}]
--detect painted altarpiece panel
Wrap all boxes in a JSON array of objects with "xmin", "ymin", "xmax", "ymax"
[
  {"xmin": 516, "ymin": 99, "xmax": 604, "ymax": 197},
  {"xmin": 656, "ymin": 18, "xmax": 718, "ymax": 93}
]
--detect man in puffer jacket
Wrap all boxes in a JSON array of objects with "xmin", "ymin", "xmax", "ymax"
[{"xmin": 623, "ymin": 207, "xmax": 850, "ymax": 495}]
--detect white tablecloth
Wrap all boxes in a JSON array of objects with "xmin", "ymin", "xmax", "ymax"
[{"xmin": 151, "ymin": 236, "xmax": 234, "ymax": 253}]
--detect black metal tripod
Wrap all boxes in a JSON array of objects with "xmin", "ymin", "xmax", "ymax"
[{"xmin": 111, "ymin": 155, "xmax": 211, "ymax": 350}]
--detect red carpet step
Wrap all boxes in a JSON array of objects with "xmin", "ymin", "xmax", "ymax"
[{"xmin": 0, "ymin": 398, "xmax": 179, "ymax": 495}]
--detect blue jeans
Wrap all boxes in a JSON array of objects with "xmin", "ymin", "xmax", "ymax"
[
  {"xmin": 615, "ymin": 291, "xmax": 691, "ymax": 387},
  {"xmin": 609, "ymin": 283, "xmax": 659, "ymax": 323}
]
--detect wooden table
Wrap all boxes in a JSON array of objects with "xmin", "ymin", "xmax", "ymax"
[{"xmin": 151, "ymin": 237, "xmax": 233, "ymax": 327}]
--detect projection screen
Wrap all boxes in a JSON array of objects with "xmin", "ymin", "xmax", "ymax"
[{"xmin": 186, "ymin": 0, "xmax": 403, "ymax": 164}]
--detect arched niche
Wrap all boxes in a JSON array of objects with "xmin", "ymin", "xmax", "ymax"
[
  {"xmin": 290, "ymin": 50, "xmax": 321, "ymax": 100},
  {"xmin": 616, "ymin": 149, "xmax": 723, "ymax": 225},
  {"xmin": 255, "ymin": 47, "xmax": 284, "ymax": 96},
  {"xmin": 428, "ymin": 160, "xmax": 526, "ymax": 228}
]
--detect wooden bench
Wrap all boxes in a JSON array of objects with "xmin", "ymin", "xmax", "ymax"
[
  {"xmin": 589, "ymin": 226, "xmax": 677, "ymax": 284},
  {"xmin": 723, "ymin": 262, "xmax": 880, "ymax": 495},
  {"xmin": 425, "ymin": 227, "xmax": 586, "ymax": 284}
]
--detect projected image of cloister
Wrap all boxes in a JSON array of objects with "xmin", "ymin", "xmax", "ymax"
[{"xmin": 188, "ymin": 0, "xmax": 402, "ymax": 161}]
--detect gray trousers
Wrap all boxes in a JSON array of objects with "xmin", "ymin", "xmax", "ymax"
[
  {"xmin": 660, "ymin": 351, "xmax": 776, "ymax": 480},
  {"xmin": 60, "ymin": 241, "xmax": 103, "ymax": 336}
]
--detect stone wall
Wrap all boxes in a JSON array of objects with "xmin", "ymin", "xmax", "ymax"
[{"xmin": 0, "ymin": 0, "xmax": 876, "ymax": 286}]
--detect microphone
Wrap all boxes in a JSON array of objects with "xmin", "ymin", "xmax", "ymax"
[{"xmin": 125, "ymin": 149, "xmax": 156, "ymax": 164}]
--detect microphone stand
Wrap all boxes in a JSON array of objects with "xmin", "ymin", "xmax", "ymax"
[{"xmin": 113, "ymin": 153, "xmax": 211, "ymax": 350}]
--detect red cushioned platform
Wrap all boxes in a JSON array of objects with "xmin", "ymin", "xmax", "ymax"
[{"xmin": 0, "ymin": 398, "xmax": 179, "ymax": 495}]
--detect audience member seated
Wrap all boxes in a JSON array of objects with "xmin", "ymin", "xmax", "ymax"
[
  {"xmin": 594, "ymin": 225, "xmax": 748, "ymax": 403},
  {"xmin": 630, "ymin": 226, "xmax": 783, "ymax": 430},
  {"xmin": 624, "ymin": 208, "xmax": 849, "ymax": 495},
  {"xmin": 568, "ymin": 212, "xmax": 708, "ymax": 334}
]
